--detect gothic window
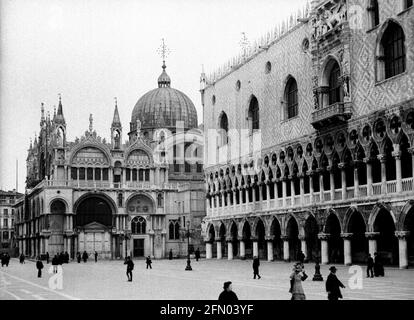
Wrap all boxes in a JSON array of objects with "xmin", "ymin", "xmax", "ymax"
[
  {"xmin": 382, "ymin": 22, "xmax": 406, "ymax": 79},
  {"xmin": 114, "ymin": 130, "xmax": 120, "ymax": 149},
  {"xmin": 131, "ymin": 216, "xmax": 146, "ymax": 234},
  {"xmin": 102, "ymin": 168, "xmax": 109, "ymax": 180},
  {"xmin": 285, "ymin": 77, "xmax": 298, "ymax": 119},
  {"xmin": 117, "ymin": 193, "xmax": 123, "ymax": 207},
  {"xmin": 185, "ymin": 161, "xmax": 191, "ymax": 172},
  {"xmin": 71, "ymin": 168, "xmax": 77, "ymax": 180},
  {"xmin": 169, "ymin": 220, "xmax": 180, "ymax": 240},
  {"xmin": 328, "ymin": 62, "xmax": 342, "ymax": 105},
  {"xmin": 79, "ymin": 168, "xmax": 85, "ymax": 180},
  {"xmin": 125, "ymin": 168, "xmax": 130, "ymax": 181},
  {"xmin": 368, "ymin": 0, "xmax": 380, "ymax": 28},
  {"xmin": 138, "ymin": 169, "xmax": 144, "ymax": 181},
  {"xmin": 157, "ymin": 193, "xmax": 163, "ymax": 207},
  {"xmin": 196, "ymin": 162, "xmax": 203, "ymax": 173},
  {"xmin": 132, "ymin": 169, "xmax": 137, "ymax": 181},
  {"xmin": 145, "ymin": 169, "xmax": 150, "ymax": 181},
  {"xmin": 95, "ymin": 168, "xmax": 101, "ymax": 180},
  {"xmin": 87, "ymin": 168, "xmax": 93, "ymax": 180},
  {"xmin": 248, "ymin": 96, "xmax": 259, "ymax": 133},
  {"xmin": 218, "ymin": 112, "xmax": 229, "ymax": 146}
]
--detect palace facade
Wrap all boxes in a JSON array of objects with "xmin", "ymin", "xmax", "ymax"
[
  {"xmin": 200, "ymin": 0, "xmax": 414, "ymax": 268},
  {"xmin": 14, "ymin": 62, "xmax": 205, "ymax": 260}
]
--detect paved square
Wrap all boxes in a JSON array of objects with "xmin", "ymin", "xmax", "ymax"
[{"xmin": 1, "ymin": 258, "xmax": 413, "ymax": 300}]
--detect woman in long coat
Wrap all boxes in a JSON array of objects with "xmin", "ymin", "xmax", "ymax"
[{"xmin": 290, "ymin": 263, "xmax": 308, "ymax": 300}]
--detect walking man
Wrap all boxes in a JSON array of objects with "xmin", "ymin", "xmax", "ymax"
[
  {"xmin": 46, "ymin": 252, "xmax": 50, "ymax": 264},
  {"xmin": 52, "ymin": 255, "xmax": 59, "ymax": 273},
  {"xmin": 94, "ymin": 251, "xmax": 98, "ymax": 263},
  {"xmin": 252, "ymin": 256, "xmax": 261, "ymax": 279},
  {"xmin": 124, "ymin": 256, "xmax": 134, "ymax": 282},
  {"xmin": 326, "ymin": 266, "xmax": 346, "ymax": 300},
  {"xmin": 19, "ymin": 253, "xmax": 25, "ymax": 264},
  {"xmin": 82, "ymin": 251, "xmax": 88, "ymax": 263},
  {"xmin": 367, "ymin": 254, "xmax": 374, "ymax": 278},
  {"xmin": 36, "ymin": 256, "xmax": 44, "ymax": 278},
  {"xmin": 195, "ymin": 248, "xmax": 200, "ymax": 262},
  {"xmin": 76, "ymin": 252, "xmax": 81, "ymax": 263},
  {"xmin": 218, "ymin": 281, "xmax": 238, "ymax": 301},
  {"xmin": 146, "ymin": 255, "xmax": 152, "ymax": 269}
]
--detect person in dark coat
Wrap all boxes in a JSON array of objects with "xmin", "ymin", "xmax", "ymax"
[
  {"xmin": 82, "ymin": 251, "xmax": 88, "ymax": 263},
  {"xmin": 36, "ymin": 256, "xmax": 44, "ymax": 278},
  {"xmin": 46, "ymin": 252, "xmax": 50, "ymax": 264},
  {"xmin": 298, "ymin": 251, "xmax": 305, "ymax": 265},
  {"xmin": 94, "ymin": 251, "xmax": 98, "ymax": 263},
  {"xmin": 76, "ymin": 252, "xmax": 81, "ymax": 263},
  {"xmin": 146, "ymin": 256, "xmax": 152, "ymax": 269},
  {"xmin": 252, "ymin": 256, "xmax": 261, "ymax": 279},
  {"xmin": 64, "ymin": 251, "xmax": 69, "ymax": 263},
  {"xmin": 218, "ymin": 281, "xmax": 238, "ymax": 301},
  {"xmin": 0, "ymin": 253, "xmax": 5, "ymax": 267},
  {"xmin": 4, "ymin": 253, "xmax": 10, "ymax": 267},
  {"xmin": 195, "ymin": 248, "xmax": 200, "ymax": 261},
  {"xmin": 326, "ymin": 266, "xmax": 346, "ymax": 300},
  {"xmin": 367, "ymin": 254, "xmax": 374, "ymax": 278},
  {"xmin": 19, "ymin": 253, "xmax": 25, "ymax": 264},
  {"xmin": 124, "ymin": 256, "xmax": 134, "ymax": 281},
  {"xmin": 374, "ymin": 252, "xmax": 384, "ymax": 277},
  {"xmin": 169, "ymin": 249, "xmax": 173, "ymax": 260},
  {"xmin": 52, "ymin": 255, "xmax": 59, "ymax": 273}
]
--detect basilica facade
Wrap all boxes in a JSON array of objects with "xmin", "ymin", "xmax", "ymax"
[
  {"xmin": 201, "ymin": 0, "xmax": 414, "ymax": 268},
  {"xmin": 14, "ymin": 62, "xmax": 205, "ymax": 260}
]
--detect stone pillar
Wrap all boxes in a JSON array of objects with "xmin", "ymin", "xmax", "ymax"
[
  {"xmin": 365, "ymin": 232, "xmax": 379, "ymax": 256},
  {"xmin": 252, "ymin": 239, "xmax": 259, "ymax": 257},
  {"xmin": 394, "ymin": 150, "xmax": 402, "ymax": 193},
  {"xmin": 290, "ymin": 177, "xmax": 295, "ymax": 206},
  {"xmin": 299, "ymin": 235, "xmax": 307, "ymax": 261},
  {"xmin": 319, "ymin": 170, "xmax": 325, "ymax": 203},
  {"xmin": 233, "ymin": 189, "xmax": 237, "ymax": 206},
  {"xmin": 354, "ymin": 164, "xmax": 360, "ymax": 197},
  {"xmin": 329, "ymin": 166, "xmax": 335, "ymax": 201},
  {"xmin": 239, "ymin": 189, "xmax": 243, "ymax": 205},
  {"xmin": 308, "ymin": 172, "xmax": 314, "ymax": 203},
  {"xmin": 318, "ymin": 233, "xmax": 330, "ymax": 265},
  {"xmin": 206, "ymin": 242, "xmax": 213, "ymax": 259},
  {"xmin": 266, "ymin": 183, "xmax": 270, "ymax": 203},
  {"xmin": 282, "ymin": 236, "xmax": 289, "ymax": 261},
  {"xmin": 68, "ymin": 237, "xmax": 72, "ymax": 258},
  {"xmin": 227, "ymin": 240, "xmax": 233, "ymax": 260},
  {"xmin": 252, "ymin": 186, "xmax": 256, "ymax": 203},
  {"xmin": 266, "ymin": 237, "xmax": 274, "ymax": 261},
  {"xmin": 378, "ymin": 155, "xmax": 387, "ymax": 194},
  {"xmin": 216, "ymin": 241, "xmax": 222, "ymax": 259},
  {"xmin": 339, "ymin": 163, "xmax": 347, "ymax": 200},
  {"xmin": 239, "ymin": 240, "xmax": 245, "ymax": 259},
  {"xmin": 299, "ymin": 174, "xmax": 305, "ymax": 204},
  {"xmin": 282, "ymin": 178, "xmax": 287, "ymax": 207},
  {"xmin": 395, "ymin": 231, "xmax": 410, "ymax": 269},
  {"xmin": 341, "ymin": 233, "xmax": 353, "ymax": 266},
  {"xmin": 274, "ymin": 181, "xmax": 279, "ymax": 205},
  {"xmin": 365, "ymin": 158, "xmax": 373, "ymax": 196}
]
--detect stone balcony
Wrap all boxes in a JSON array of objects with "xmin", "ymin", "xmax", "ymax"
[{"xmin": 311, "ymin": 102, "xmax": 352, "ymax": 130}]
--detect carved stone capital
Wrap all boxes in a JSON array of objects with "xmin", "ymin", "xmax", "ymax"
[
  {"xmin": 318, "ymin": 233, "xmax": 330, "ymax": 240},
  {"xmin": 340, "ymin": 233, "xmax": 353, "ymax": 239},
  {"xmin": 365, "ymin": 232, "xmax": 380, "ymax": 240},
  {"xmin": 395, "ymin": 231, "xmax": 410, "ymax": 239}
]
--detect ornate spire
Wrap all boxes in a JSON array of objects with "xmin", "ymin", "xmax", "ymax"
[
  {"xmin": 112, "ymin": 97, "xmax": 121, "ymax": 128},
  {"xmin": 89, "ymin": 113, "xmax": 93, "ymax": 132},
  {"xmin": 156, "ymin": 38, "xmax": 171, "ymax": 88},
  {"xmin": 40, "ymin": 103, "xmax": 45, "ymax": 126}
]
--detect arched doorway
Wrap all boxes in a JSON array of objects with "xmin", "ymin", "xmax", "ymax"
[
  {"xmin": 208, "ymin": 224, "xmax": 216, "ymax": 258},
  {"xmin": 325, "ymin": 213, "xmax": 343, "ymax": 264},
  {"xmin": 347, "ymin": 211, "xmax": 367, "ymax": 263},
  {"xmin": 242, "ymin": 221, "xmax": 252, "ymax": 259},
  {"xmin": 230, "ymin": 222, "xmax": 238, "ymax": 257},
  {"xmin": 271, "ymin": 218, "xmax": 283, "ymax": 260},
  {"xmin": 286, "ymin": 217, "xmax": 300, "ymax": 261},
  {"xmin": 75, "ymin": 196, "xmax": 113, "ymax": 259},
  {"xmin": 49, "ymin": 199, "xmax": 66, "ymax": 255},
  {"xmin": 373, "ymin": 209, "xmax": 398, "ymax": 265},
  {"xmin": 219, "ymin": 224, "xmax": 226, "ymax": 258},
  {"xmin": 255, "ymin": 219, "xmax": 266, "ymax": 259},
  {"xmin": 304, "ymin": 215, "xmax": 319, "ymax": 262}
]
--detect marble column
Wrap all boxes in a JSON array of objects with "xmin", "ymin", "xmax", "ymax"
[
  {"xmin": 365, "ymin": 158, "xmax": 373, "ymax": 196},
  {"xmin": 274, "ymin": 180, "xmax": 279, "ymax": 206},
  {"xmin": 206, "ymin": 242, "xmax": 213, "ymax": 259},
  {"xmin": 318, "ymin": 233, "xmax": 330, "ymax": 265},
  {"xmin": 239, "ymin": 240, "xmax": 245, "ymax": 259},
  {"xmin": 354, "ymin": 164, "xmax": 360, "ymax": 198},
  {"xmin": 365, "ymin": 232, "xmax": 379, "ymax": 256},
  {"xmin": 393, "ymin": 150, "xmax": 402, "ymax": 193},
  {"xmin": 299, "ymin": 174, "xmax": 305, "ymax": 204},
  {"xmin": 308, "ymin": 172, "xmax": 314, "ymax": 203},
  {"xmin": 329, "ymin": 166, "xmax": 335, "ymax": 201},
  {"xmin": 266, "ymin": 237, "xmax": 274, "ymax": 261},
  {"xmin": 252, "ymin": 240, "xmax": 259, "ymax": 257},
  {"xmin": 227, "ymin": 240, "xmax": 234, "ymax": 260},
  {"xmin": 282, "ymin": 178, "xmax": 287, "ymax": 207},
  {"xmin": 339, "ymin": 163, "xmax": 347, "ymax": 200},
  {"xmin": 378, "ymin": 154, "xmax": 387, "ymax": 194},
  {"xmin": 290, "ymin": 177, "xmax": 295, "ymax": 207},
  {"xmin": 216, "ymin": 241, "xmax": 222, "ymax": 259},
  {"xmin": 395, "ymin": 231, "xmax": 410, "ymax": 269},
  {"xmin": 282, "ymin": 236, "xmax": 289, "ymax": 261},
  {"xmin": 341, "ymin": 233, "xmax": 353, "ymax": 266},
  {"xmin": 299, "ymin": 235, "xmax": 307, "ymax": 261},
  {"xmin": 319, "ymin": 170, "xmax": 325, "ymax": 203}
]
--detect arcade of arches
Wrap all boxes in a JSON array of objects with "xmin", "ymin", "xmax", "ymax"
[{"xmin": 204, "ymin": 203, "xmax": 414, "ymax": 269}]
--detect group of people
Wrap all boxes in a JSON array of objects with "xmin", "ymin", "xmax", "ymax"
[
  {"xmin": 123, "ymin": 255, "xmax": 153, "ymax": 281},
  {"xmin": 76, "ymin": 251, "xmax": 98, "ymax": 263},
  {"xmin": 0, "ymin": 252, "xmax": 10, "ymax": 267}
]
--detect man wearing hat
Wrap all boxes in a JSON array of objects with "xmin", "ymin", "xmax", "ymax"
[
  {"xmin": 326, "ymin": 266, "xmax": 346, "ymax": 300},
  {"xmin": 218, "ymin": 281, "xmax": 239, "ymax": 301}
]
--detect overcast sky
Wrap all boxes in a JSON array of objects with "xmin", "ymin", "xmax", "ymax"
[{"xmin": 0, "ymin": 0, "xmax": 307, "ymax": 193}]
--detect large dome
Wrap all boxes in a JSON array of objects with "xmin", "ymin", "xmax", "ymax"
[{"xmin": 131, "ymin": 63, "xmax": 198, "ymax": 132}]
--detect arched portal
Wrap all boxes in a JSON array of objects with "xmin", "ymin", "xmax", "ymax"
[
  {"xmin": 325, "ymin": 213, "xmax": 343, "ymax": 264},
  {"xmin": 219, "ymin": 223, "xmax": 226, "ymax": 258},
  {"xmin": 75, "ymin": 195, "xmax": 114, "ymax": 259},
  {"xmin": 304, "ymin": 215, "xmax": 319, "ymax": 262},
  {"xmin": 49, "ymin": 199, "xmax": 66, "ymax": 255},
  {"xmin": 271, "ymin": 218, "xmax": 283, "ymax": 260},
  {"xmin": 347, "ymin": 211, "xmax": 367, "ymax": 263},
  {"xmin": 255, "ymin": 219, "xmax": 266, "ymax": 259},
  {"xmin": 286, "ymin": 217, "xmax": 300, "ymax": 261},
  {"xmin": 230, "ymin": 222, "xmax": 238, "ymax": 257},
  {"xmin": 242, "ymin": 221, "xmax": 252, "ymax": 259},
  {"xmin": 374, "ymin": 209, "xmax": 398, "ymax": 265}
]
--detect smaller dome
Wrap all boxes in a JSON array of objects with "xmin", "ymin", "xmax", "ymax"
[{"xmin": 158, "ymin": 61, "xmax": 171, "ymax": 88}]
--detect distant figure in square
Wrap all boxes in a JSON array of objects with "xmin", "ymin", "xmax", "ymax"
[
  {"xmin": 218, "ymin": 281, "xmax": 238, "ymax": 302},
  {"xmin": 52, "ymin": 255, "xmax": 59, "ymax": 273},
  {"xmin": 169, "ymin": 249, "xmax": 173, "ymax": 260},
  {"xmin": 367, "ymin": 254, "xmax": 374, "ymax": 278},
  {"xmin": 124, "ymin": 256, "xmax": 134, "ymax": 281},
  {"xmin": 76, "ymin": 252, "xmax": 81, "ymax": 263},
  {"xmin": 94, "ymin": 251, "xmax": 98, "ymax": 263},
  {"xmin": 195, "ymin": 248, "xmax": 200, "ymax": 261},
  {"xmin": 19, "ymin": 253, "xmax": 25, "ymax": 264},
  {"xmin": 146, "ymin": 256, "xmax": 152, "ymax": 269},
  {"xmin": 374, "ymin": 252, "xmax": 384, "ymax": 277},
  {"xmin": 46, "ymin": 252, "xmax": 49, "ymax": 264},
  {"xmin": 326, "ymin": 266, "xmax": 346, "ymax": 300},
  {"xmin": 252, "ymin": 256, "xmax": 261, "ymax": 279},
  {"xmin": 290, "ymin": 263, "xmax": 308, "ymax": 300},
  {"xmin": 82, "ymin": 251, "xmax": 88, "ymax": 263},
  {"xmin": 64, "ymin": 251, "xmax": 69, "ymax": 263},
  {"xmin": 36, "ymin": 256, "xmax": 44, "ymax": 278}
]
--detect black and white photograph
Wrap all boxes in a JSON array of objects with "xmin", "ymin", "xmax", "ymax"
[{"xmin": 0, "ymin": 0, "xmax": 414, "ymax": 309}]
